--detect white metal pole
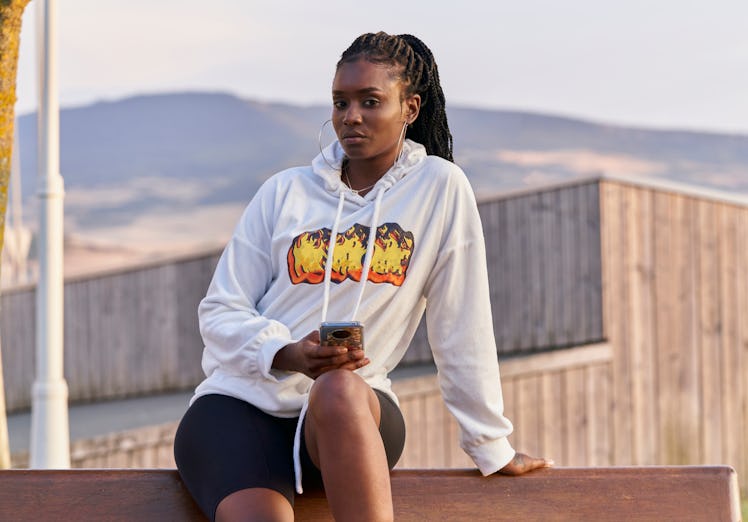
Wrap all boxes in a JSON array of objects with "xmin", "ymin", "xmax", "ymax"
[{"xmin": 30, "ymin": 0, "xmax": 69, "ymax": 469}]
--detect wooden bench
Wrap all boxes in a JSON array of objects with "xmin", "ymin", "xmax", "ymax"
[{"xmin": 0, "ymin": 467, "xmax": 741, "ymax": 521}]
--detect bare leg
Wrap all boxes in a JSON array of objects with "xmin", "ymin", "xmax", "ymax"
[
  {"xmin": 215, "ymin": 487, "xmax": 293, "ymax": 522},
  {"xmin": 305, "ymin": 369, "xmax": 393, "ymax": 522}
]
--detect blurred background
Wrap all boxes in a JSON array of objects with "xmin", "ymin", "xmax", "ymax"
[{"xmin": 7, "ymin": 0, "xmax": 748, "ymax": 282}]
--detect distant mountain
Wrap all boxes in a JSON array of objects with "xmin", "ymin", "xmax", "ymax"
[{"xmin": 15, "ymin": 91, "xmax": 748, "ymax": 249}]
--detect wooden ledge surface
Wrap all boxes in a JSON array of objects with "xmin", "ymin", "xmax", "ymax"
[{"xmin": 0, "ymin": 466, "xmax": 740, "ymax": 521}]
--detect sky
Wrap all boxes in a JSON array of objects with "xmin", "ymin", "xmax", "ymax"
[{"xmin": 14, "ymin": 0, "xmax": 748, "ymax": 135}]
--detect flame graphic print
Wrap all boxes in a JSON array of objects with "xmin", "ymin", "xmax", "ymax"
[{"xmin": 287, "ymin": 223, "xmax": 414, "ymax": 286}]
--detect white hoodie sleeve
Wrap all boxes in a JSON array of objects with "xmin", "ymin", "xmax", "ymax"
[
  {"xmin": 423, "ymin": 168, "xmax": 516, "ymax": 475},
  {"xmin": 198, "ymin": 180, "xmax": 294, "ymax": 383}
]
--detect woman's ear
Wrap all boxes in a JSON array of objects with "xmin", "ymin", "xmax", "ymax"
[{"xmin": 404, "ymin": 94, "xmax": 421, "ymax": 124}]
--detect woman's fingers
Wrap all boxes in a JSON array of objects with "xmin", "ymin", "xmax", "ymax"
[{"xmin": 310, "ymin": 350, "xmax": 369, "ymax": 377}]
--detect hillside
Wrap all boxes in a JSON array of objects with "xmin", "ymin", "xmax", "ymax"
[{"xmin": 14, "ymin": 91, "xmax": 748, "ymax": 254}]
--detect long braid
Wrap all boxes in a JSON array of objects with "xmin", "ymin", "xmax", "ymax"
[{"xmin": 337, "ymin": 32, "xmax": 454, "ymax": 162}]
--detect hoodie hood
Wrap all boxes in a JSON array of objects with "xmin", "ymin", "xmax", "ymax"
[{"xmin": 312, "ymin": 138, "xmax": 428, "ymax": 196}]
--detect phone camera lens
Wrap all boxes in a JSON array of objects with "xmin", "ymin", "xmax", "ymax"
[{"xmin": 332, "ymin": 329, "xmax": 351, "ymax": 340}]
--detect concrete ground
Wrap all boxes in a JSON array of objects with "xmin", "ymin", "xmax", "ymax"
[{"xmin": 6, "ymin": 389, "xmax": 193, "ymax": 454}]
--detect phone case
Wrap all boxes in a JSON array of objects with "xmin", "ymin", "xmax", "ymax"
[{"xmin": 319, "ymin": 321, "xmax": 364, "ymax": 350}]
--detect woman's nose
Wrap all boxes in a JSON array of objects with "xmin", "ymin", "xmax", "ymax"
[{"xmin": 343, "ymin": 105, "xmax": 362, "ymax": 125}]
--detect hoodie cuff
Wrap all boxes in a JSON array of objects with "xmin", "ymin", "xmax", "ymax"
[
  {"xmin": 466, "ymin": 437, "xmax": 516, "ymax": 476},
  {"xmin": 257, "ymin": 336, "xmax": 296, "ymax": 382}
]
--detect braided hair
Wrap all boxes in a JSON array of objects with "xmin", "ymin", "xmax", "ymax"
[{"xmin": 337, "ymin": 32, "xmax": 454, "ymax": 162}]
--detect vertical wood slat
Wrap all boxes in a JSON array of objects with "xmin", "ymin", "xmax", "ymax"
[
  {"xmin": 541, "ymin": 371, "xmax": 565, "ymax": 465},
  {"xmin": 495, "ymin": 198, "xmax": 511, "ymax": 352},
  {"xmin": 717, "ymin": 205, "xmax": 739, "ymax": 467},
  {"xmin": 696, "ymin": 200, "xmax": 722, "ymax": 464},
  {"xmin": 564, "ymin": 367, "xmax": 587, "ymax": 466},
  {"xmin": 560, "ymin": 185, "xmax": 577, "ymax": 347},
  {"xmin": 654, "ymin": 192, "xmax": 689, "ymax": 464},
  {"xmin": 574, "ymin": 182, "xmax": 589, "ymax": 343},
  {"xmin": 586, "ymin": 182, "xmax": 604, "ymax": 341},
  {"xmin": 601, "ymin": 180, "xmax": 631, "ymax": 465},
  {"xmin": 540, "ymin": 190, "xmax": 557, "ymax": 347},
  {"xmin": 528, "ymin": 194, "xmax": 545, "ymax": 349},
  {"xmin": 504, "ymin": 196, "xmax": 521, "ymax": 352},
  {"xmin": 423, "ymin": 393, "xmax": 447, "ymax": 467},
  {"xmin": 587, "ymin": 363, "xmax": 612, "ymax": 466},
  {"xmin": 517, "ymin": 374, "xmax": 541, "ymax": 457},
  {"xmin": 737, "ymin": 207, "xmax": 748, "ymax": 481},
  {"xmin": 625, "ymin": 186, "xmax": 657, "ymax": 464}
]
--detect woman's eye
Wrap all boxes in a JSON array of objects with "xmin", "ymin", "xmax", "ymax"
[
  {"xmin": 333, "ymin": 100, "xmax": 347, "ymax": 110},
  {"xmin": 363, "ymin": 99, "xmax": 380, "ymax": 107}
]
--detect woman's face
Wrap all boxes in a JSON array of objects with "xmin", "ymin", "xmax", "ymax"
[{"xmin": 331, "ymin": 59, "xmax": 420, "ymax": 165}]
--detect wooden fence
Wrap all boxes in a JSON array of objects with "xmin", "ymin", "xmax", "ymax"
[
  {"xmin": 599, "ymin": 178, "xmax": 748, "ymax": 481},
  {"xmin": 1, "ymin": 181, "xmax": 604, "ymax": 411},
  {"xmin": 2, "ymin": 175, "xmax": 747, "ymax": 493},
  {"xmin": 10, "ymin": 343, "xmax": 613, "ymax": 470},
  {"xmin": 1, "ymin": 252, "xmax": 218, "ymax": 411}
]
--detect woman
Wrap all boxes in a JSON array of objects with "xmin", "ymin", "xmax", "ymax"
[{"xmin": 175, "ymin": 31, "xmax": 551, "ymax": 522}]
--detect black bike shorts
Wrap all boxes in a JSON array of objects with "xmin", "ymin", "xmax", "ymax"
[{"xmin": 173, "ymin": 391, "xmax": 405, "ymax": 521}]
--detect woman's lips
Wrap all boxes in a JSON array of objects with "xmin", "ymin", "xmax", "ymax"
[{"xmin": 342, "ymin": 134, "xmax": 366, "ymax": 144}]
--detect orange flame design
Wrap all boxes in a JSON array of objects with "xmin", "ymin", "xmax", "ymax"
[{"xmin": 287, "ymin": 223, "xmax": 414, "ymax": 286}]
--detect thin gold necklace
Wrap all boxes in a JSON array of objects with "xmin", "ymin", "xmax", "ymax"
[{"xmin": 343, "ymin": 162, "xmax": 377, "ymax": 194}]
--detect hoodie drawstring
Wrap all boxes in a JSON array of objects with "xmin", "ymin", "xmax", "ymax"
[
  {"xmin": 292, "ymin": 186, "xmax": 385, "ymax": 495},
  {"xmin": 320, "ymin": 190, "xmax": 347, "ymax": 323},
  {"xmin": 350, "ymin": 187, "xmax": 384, "ymax": 320}
]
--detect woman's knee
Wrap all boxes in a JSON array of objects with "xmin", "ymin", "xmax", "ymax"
[
  {"xmin": 308, "ymin": 370, "xmax": 377, "ymax": 423},
  {"xmin": 216, "ymin": 487, "xmax": 293, "ymax": 522}
]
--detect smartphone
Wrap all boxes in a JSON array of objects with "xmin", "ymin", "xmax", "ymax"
[{"xmin": 319, "ymin": 321, "xmax": 364, "ymax": 351}]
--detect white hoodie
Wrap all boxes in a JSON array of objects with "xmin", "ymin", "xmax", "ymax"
[{"xmin": 193, "ymin": 139, "xmax": 515, "ymax": 492}]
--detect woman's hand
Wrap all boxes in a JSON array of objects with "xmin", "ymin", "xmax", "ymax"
[
  {"xmin": 272, "ymin": 330, "xmax": 370, "ymax": 379},
  {"xmin": 498, "ymin": 452, "xmax": 554, "ymax": 476}
]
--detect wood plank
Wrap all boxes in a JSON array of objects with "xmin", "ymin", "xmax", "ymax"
[
  {"xmin": 585, "ymin": 363, "xmax": 609, "ymax": 466},
  {"xmin": 493, "ymin": 198, "xmax": 511, "ymax": 351},
  {"xmin": 716, "ymin": 204, "xmax": 739, "ymax": 468},
  {"xmin": 539, "ymin": 189, "xmax": 558, "ymax": 347},
  {"xmin": 625, "ymin": 186, "xmax": 657, "ymax": 464},
  {"xmin": 672, "ymin": 193, "xmax": 701, "ymax": 463},
  {"xmin": 500, "ymin": 342, "xmax": 611, "ymax": 378},
  {"xmin": 481, "ymin": 200, "xmax": 502, "ymax": 348},
  {"xmin": 539, "ymin": 371, "xmax": 565, "ymax": 465},
  {"xmin": 599, "ymin": 181, "xmax": 621, "ymax": 344},
  {"xmin": 574, "ymin": 183, "xmax": 590, "ymax": 343},
  {"xmin": 86, "ymin": 278, "xmax": 106, "ymax": 398},
  {"xmin": 564, "ymin": 367, "xmax": 588, "ymax": 466},
  {"xmin": 605, "ymin": 181, "xmax": 633, "ymax": 465},
  {"xmin": 516, "ymin": 373, "xmax": 542, "ymax": 457},
  {"xmin": 506, "ymin": 195, "xmax": 526, "ymax": 352},
  {"xmin": 527, "ymin": 192, "xmax": 544, "ymax": 348},
  {"xmin": 737, "ymin": 207, "xmax": 748, "ymax": 485},
  {"xmin": 517, "ymin": 195, "xmax": 533, "ymax": 351},
  {"xmin": 1, "ymin": 466, "xmax": 739, "ymax": 521},
  {"xmin": 586, "ymin": 182, "xmax": 604, "ymax": 340},
  {"xmin": 559, "ymin": 186, "xmax": 576, "ymax": 346},
  {"xmin": 653, "ymin": 191, "xmax": 686, "ymax": 464},
  {"xmin": 423, "ymin": 393, "xmax": 448, "ymax": 467},
  {"xmin": 398, "ymin": 394, "xmax": 426, "ymax": 467},
  {"xmin": 696, "ymin": 199, "xmax": 723, "ymax": 463}
]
